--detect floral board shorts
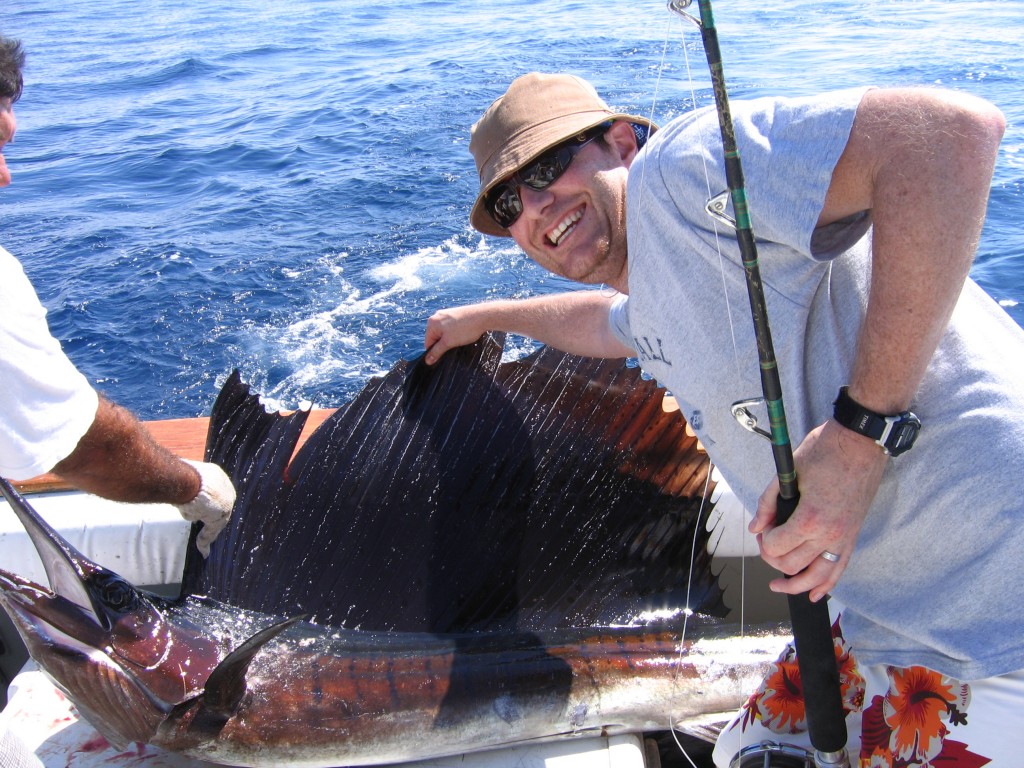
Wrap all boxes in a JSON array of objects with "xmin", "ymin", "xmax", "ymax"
[{"xmin": 712, "ymin": 610, "xmax": 1024, "ymax": 767}]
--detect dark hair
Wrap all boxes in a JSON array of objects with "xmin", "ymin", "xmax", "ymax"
[
  {"xmin": 631, "ymin": 122, "xmax": 652, "ymax": 150},
  {"xmin": 0, "ymin": 36, "xmax": 25, "ymax": 102},
  {"xmin": 594, "ymin": 120, "xmax": 653, "ymax": 154}
]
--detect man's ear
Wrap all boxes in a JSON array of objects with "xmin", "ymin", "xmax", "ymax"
[{"xmin": 607, "ymin": 120, "xmax": 640, "ymax": 166}]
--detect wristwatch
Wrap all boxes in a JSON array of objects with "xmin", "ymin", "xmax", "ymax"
[{"xmin": 832, "ymin": 386, "xmax": 921, "ymax": 456}]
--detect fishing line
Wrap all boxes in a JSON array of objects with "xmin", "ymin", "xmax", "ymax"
[
  {"xmin": 677, "ymin": 452, "xmax": 714, "ymax": 650},
  {"xmin": 642, "ymin": 9, "xmax": 747, "ymax": 386},
  {"xmin": 666, "ymin": 722, "xmax": 703, "ymax": 768},
  {"xmin": 665, "ymin": 452, "xmax": 715, "ymax": 768},
  {"xmin": 644, "ymin": 9, "xmax": 757, "ymax": 762},
  {"xmin": 670, "ymin": 5, "xmax": 754, "ymax": 645},
  {"xmin": 651, "ymin": 0, "xmax": 754, "ymax": 681},
  {"xmin": 677, "ymin": 19, "xmax": 747, "ymax": 390},
  {"xmin": 643, "ymin": 6, "xmax": 753, "ymax": 660}
]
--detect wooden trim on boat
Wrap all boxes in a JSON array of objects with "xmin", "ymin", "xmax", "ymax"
[{"xmin": 12, "ymin": 409, "xmax": 337, "ymax": 496}]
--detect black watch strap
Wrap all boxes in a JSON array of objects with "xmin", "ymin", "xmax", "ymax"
[{"xmin": 832, "ymin": 386, "xmax": 921, "ymax": 457}]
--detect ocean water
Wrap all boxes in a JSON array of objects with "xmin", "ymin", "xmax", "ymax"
[{"xmin": 3, "ymin": 0, "xmax": 1022, "ymax": 418}]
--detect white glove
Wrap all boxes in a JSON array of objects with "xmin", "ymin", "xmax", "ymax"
[
  {"xmin": 0, "ymin": 722, "xmax": 44, "ymax": 768},
  {"xmin": 176, "ymin": 459, "xmax": 236, "ymax": 557}
]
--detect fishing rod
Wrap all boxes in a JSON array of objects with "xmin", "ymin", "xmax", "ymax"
[{"xmin": 666, "ymin": 1, "xmax": 850, "ymax": 766}]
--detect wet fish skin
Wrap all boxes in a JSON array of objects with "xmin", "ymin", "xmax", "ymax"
[
  {"xmin": 159, "ymin": 618, "xmax": 786, "ymax": 767},
  {"xmin": 0, "ymin": 523, "xmax": 222, "ymax": 748}
]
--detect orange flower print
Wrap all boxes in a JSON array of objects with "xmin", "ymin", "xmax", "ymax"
[
  {"xmin": 862, "ymin": 747, "xmax": 894, "ymax": 768},
  {"xmin": 754, "ymin": 645, "xmax": 807, "ymax": 734},
  {"xmin": 861, "ymin": 679, "xmax": 988, "ymax": 768},
  {"xmin": 881, "ymin": 667, "xmax": 969, "ymax": 764},
  {"xmin": 835, "ymin": 632, "xmax": 865, "ymax": 715},
  {"xmin": 739, "ymin": 617, "xmax": 865, "ymax": 736}
]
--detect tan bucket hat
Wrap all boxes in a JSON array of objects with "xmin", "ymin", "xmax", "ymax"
[{"xmin": 469, "ymin": 72, "xmax": 657, "ymax": 237}]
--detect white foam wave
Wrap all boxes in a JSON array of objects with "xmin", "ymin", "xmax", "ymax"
[{"xmin": 248, "ymin": 234, "xmax": 523, "ymax": 407}]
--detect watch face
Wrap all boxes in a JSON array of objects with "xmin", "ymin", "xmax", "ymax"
[
  {"xmin": 886, "ymin": 418, "xmax": 921, "ymax": 456},
  {"xmin": 834, "ymin": 387, "xmax": 921, "ymax": 457}
]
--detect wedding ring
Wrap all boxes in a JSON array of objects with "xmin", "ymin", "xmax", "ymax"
[{"xmin": 820, "ymin": 550, "xmax": 841, "ymax": 563}]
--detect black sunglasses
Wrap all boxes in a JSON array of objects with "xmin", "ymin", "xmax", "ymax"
[{"xmin": 485, "ymin": 121, "xmax": 614, "ymax": 229}]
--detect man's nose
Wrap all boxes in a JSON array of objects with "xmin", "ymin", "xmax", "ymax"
[{"xmin": 517, "ymin": 184, "xmax": 554, "ymax": 219}]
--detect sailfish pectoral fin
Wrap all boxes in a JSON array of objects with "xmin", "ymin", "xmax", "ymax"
[
  {"xmin": 192, "ymin": 618, "xmax": 303, "ymax": 733},
  {"xmin": 159, "ymin": 616, "xmax": 307, "ymax": 747}
]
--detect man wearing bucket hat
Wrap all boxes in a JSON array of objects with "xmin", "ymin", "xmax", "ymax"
[
  {"xmin": 462, "ymin": 73, "xmax": 652, "ymax": 290},
  {"xmin": 425, "ymin": 71, "xmax": 1024, "ymax": 763}
]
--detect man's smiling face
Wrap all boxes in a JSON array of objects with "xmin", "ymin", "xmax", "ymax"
[{"xmin": 507, "ymin": 121, "xmax": 637, "ymax": 293}]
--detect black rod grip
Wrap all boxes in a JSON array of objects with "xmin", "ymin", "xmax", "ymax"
[
  {"xmin": 777, "ymin": 492, "xmax": 848, "ymax": 753},
  {"xmin": 775, "ymin": 488, "xmax": 799, "ymax": 525},
  {"xmin": 787, "ymin": 592, "xmax": 848, "ymax": 752}
]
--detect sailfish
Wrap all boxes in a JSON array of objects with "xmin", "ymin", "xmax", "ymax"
[{"xmin": 0, "ymin": 334, "xmax": 787, "ymax": 766}]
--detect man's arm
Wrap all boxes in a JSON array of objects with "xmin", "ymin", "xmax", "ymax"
[
  {"xmin": 752, "ymin": 87, "xmax": 1006, "ymax": 600},
  {"xmin": 53, "ymin": 396, "xmax": 200, "ymax": 502},
  {"xmin": 424, "ymin": 290, "xmax": 635, "ymax": 364},
  {"xmin": 52, "ymin": 396, "xmax": 235, "ymax": 556},
  {"xmin": 820, "ymin": 87, "xmax": 1005, "ymax": 416}
]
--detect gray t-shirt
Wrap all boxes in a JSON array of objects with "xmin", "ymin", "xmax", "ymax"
[{"xmin": 614, "ymin": 88, "xmax": 1024, "ymax": 680}]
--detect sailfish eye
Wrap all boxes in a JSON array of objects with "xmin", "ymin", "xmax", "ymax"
[{"xmin": 93, "ymin": 573, "xmax": 139, "ymax": 612}]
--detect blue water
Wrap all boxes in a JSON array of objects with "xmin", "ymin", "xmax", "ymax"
[{"xmin": 4, "ymin": 0, "xmax": 1022, "ymax": 418}]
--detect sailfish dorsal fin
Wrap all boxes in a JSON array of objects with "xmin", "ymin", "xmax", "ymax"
[{"xmin": 182, "ymin": 335, "xmax": 724, "ymax": 632}]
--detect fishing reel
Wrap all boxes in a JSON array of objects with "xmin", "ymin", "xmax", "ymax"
[{"xmin": 730, "ymin": 742, "xmax": 850, "ymax": 768}]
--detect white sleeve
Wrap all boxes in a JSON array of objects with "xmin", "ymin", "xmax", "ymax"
[{"xmin": 0, "ymin": 247, "xmax": 99, "ymax": 480}]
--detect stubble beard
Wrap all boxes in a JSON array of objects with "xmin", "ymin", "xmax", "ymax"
[{"xmin": 574, "ymin": 231, "xmax": 626, "ymax": 288}]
